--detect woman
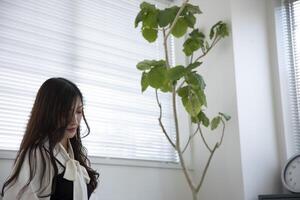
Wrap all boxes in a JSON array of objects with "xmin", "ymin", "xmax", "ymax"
[{"xmin": 1, "ymin": 77, "xmax": 99, "ymax": 200}]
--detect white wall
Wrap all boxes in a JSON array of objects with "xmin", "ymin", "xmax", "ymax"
[
  {"xmin": 0, "ymin": 0, "xmax": 285, "ymax": 200},
  {"xmin": 0, "ymin": 157, "xmax": 192, "ymax": 200},
  {"xmin": 231, "ymin": 0, "xmax": 282, "ymax": 199},
  {"xmin": 187, "ymin": 0, "xmax": 245, "ymax": 200},
  {"xmin": 187, "ymin": 0, "xmax": 282, "ymax": 200}
]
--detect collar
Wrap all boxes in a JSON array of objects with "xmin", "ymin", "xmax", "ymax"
[
  {"xmin": 57, "ymin": 140, "xmax": 90, "ymax": 184},
  {"xmin": 45, "ymin": 139, "xmax": 90, "ymax": 184}
]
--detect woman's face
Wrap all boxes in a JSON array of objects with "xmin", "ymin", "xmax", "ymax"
[{"xmin": 64, "ymin": 97, "xmax": 83, "ymax": 139}]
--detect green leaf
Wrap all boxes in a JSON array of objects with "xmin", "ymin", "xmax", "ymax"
[
  {"xmin": 143, "ymin": 11, "xmax": 158, "ymax": 28},
  {"xmin": 142, "ymin": 27, "xmax": 158, "ymax": 43},
  {"xmin": 171, "ymin": 17, "xmax": 188, "ymax": 38},
  {"xmin": 160, "ymin": 81, "xmax": 172, "ymax": 93},
  {"xmin": 183, "ymin": 38, "xmax": 201, "ymax": 56},
  {"xmin": 189, "ymin": 29, "xmax": 205, "ymax": 39},
  {"xmin": 216, "ymin": 22, "xmax": 229, "ymax": 38},
  {"xmin": 185, "ymin": 3, "xmax": 202, "ymax": 14},
  {"xmin": 191, "ymin": 116, "xmax": 200, "ymax": 123},
  {"xmin": 152, "ymin": 60, "xmax": 166, "ymax": 67},
  {"xmin": 137, "ymin": 60, "xmax": 152, "ymax": 71},
  {"xmin": 135, "ymin": 11, "xmax": 143, "ymax": 28},
  {"xmin": 140, "ymin": 2, "xmax": 156, "ymax": 10},
  {"xmin": 184, "ymin": 13, "xmax": 196, "ymax": 28},
  {"xmin": 194, "ymin": 88, "xmax": 207, "ymax": 107},
  {"xmin": 209, "ymin": 21, "xmax": 229, "ymax": 40},
  {"xmin": 182, "ymin": 92, "xmax": 201, "ymax": 117},
  {"xmin": 191, "ymin": 110, "xmax": 209, "ymax": 125},
  {"xmin": 137, "ymin": 60, "xmax": 166, "ymax": 70},
  {"xmin": 186, "ymin": 72, "xmax": 206, "ymax": 90},
  {"xmin": 209, "ymin": 21, "xmax": 223, "ymax": 39},
  {"xmin": 168, "ymin": 6, "xmax": 180, "ymax": 22},
  {"xmin": 148, "ymin": 66, "xmax": 167, "ymax": 89},
  {"xmin": 183, "ymin": 30, "xmax": 205, "ymax": 56},
  {"xmin": 177, "ymin": 86, "xmax": 189, "ymax": 97},
  {"xmin": 211, "ymin": 116, "xmax": 222, "ymax": 130},
  {"xmin": 219, "ymin": 112, "xmax": 231, "ymax": 121},
  {"xmin": 141, "ymin": 72, "xmax": 149, "ymax": 92},
  {"xmin": 168, "ymin": 65, "xmax": 186, "ymax": 81},
  {"xmin": 199, "ymin": 111, "xmax": 210, "ymax": 127},
  {"xmin": 186, "ymin": 62, "xmax": 202, "ymax": 71},
  {"xmin": 158, "ymin": 8, "xmax": 173, "ymax": 27}
]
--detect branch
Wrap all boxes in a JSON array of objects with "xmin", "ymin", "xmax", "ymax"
[
  {"xmin": 190, "ymin": 53, "xmax": 194, "ymax": 64},
  {"xmin": 194, "ymin": 36, "xmax": 221, "ymax": 63},
  {"xmin": 155, "ymin": 89, "xmax": 176, "ymax": 149},
  {"xmin": 195, "ymin": 143, "xmax": 218, "ymax": 192},
  {"xmin": 172, "ymin": 86, "xmax": 196, "ymax": 191},
  {"xmin": 217, "ymin": 119, "xmax": 226, "ymax": 147},
  {"xmin": 200, "ymin": 46, "xmax": 205, "ymax": 54},
  {"xmin": 165, "ymin": 0, "xmax": 189, "ymax": 40},
  {"xmin": 175, "ymin": 52, "xmax": 193, "ymax": 92},
  {"xmin": 182, "ymin": 126, "xmax": 199, "ymax": 154},
  {"xmin": 197, "ymin": 123, "xmax": 213, "ymax": 153},
  {"xmin": 163, "ymin": 28, "xmax": 170, "ymax": 68},
  {"xmin": 176, "ymin": 80, "xmax": 186, "ymax": 92},
  {"xmin": 195, "ymin": 118, "xmax": 227, "ymax": 192}
]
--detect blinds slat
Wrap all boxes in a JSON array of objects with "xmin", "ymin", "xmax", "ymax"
[
  {"xmin": 282, "ymin": 0, "xmax": 300, "ymax": 154},
  {"xmin": 0, "ymin": 0, "xmax": 178, "ymax": 163}
]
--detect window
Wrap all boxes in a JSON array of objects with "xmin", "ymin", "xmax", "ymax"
[
  {"xmin": 279, "ymin": 0, "xmax": 300, "ymax": 154},
  {"xmin": 0, "ymin": 0, "xmax": 178, "ymax": 163}
]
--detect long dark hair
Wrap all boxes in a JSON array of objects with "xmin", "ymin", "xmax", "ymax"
[{"xmin": 1, "ymin": 77, "xmax": 99, "ymax": 198}]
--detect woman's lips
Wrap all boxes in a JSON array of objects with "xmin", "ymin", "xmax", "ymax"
[{"xmin": 66, "ymin": 128, "xmax": 77, "ymax": 132}]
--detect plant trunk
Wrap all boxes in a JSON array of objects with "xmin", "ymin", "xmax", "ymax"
[{"xmin": 192, "ymin": 191, "xmax": 198, "ymax": 200}]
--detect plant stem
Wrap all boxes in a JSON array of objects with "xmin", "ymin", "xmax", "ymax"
[
  {"xmin": 182, "ymin": 126, "xmax": 199, "ymax": 154},
  {"xmin": 155, "ymin": 89, "xmax": 176, "ymax": 149},
  {"xmin": 197, "ymin": 123, "xmax": 212, "ymax": 153},
  {"xmin": 157, "ymin": 1, "xmax": 228, "ymax": 199},
  {"xmin": 192, "ymin": 191, "xmax": 198, "ymax": 200},
  {"xmin": 176, "ymin": 80, "xmax": 186, "ymax": 92},
  {"xmin": 196, "ymin": 143, "xmax": 218, "ymax": 192},
  {"xmin": 194, "ymin": 36, "xmax": 221, "ymax": 63},
  {"xmin": 195, "ymin": 122, "xmax": 226, "ymax": 192},
  {"xmin": 190, "ymin": 53, "xmax": 194, "ymax": 64},
  {"xmin": 165, "ymin": 0, "xmax": 189, "ymax": 40},
  {"xmin": 172, "ymin": 86, "xmax": 195, "ymax": 192},
  {"xmin": 163, "ymin": 28, "xmax": 170, "ymax": 68},
  {"xmin": 218, "ymin": 119, "xmax": 226, "ymax": 146}
]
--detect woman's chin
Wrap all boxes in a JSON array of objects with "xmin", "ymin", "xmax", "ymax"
[{"xmin": 65, "ymin": 129, "xmax": 77, "ymax": 138}]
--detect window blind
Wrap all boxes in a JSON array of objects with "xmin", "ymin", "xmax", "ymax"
[
  {"xmin": 0, "ymin": 0, "xmax": 178, "ymax": 162},
  {"xmin": 281, "ymin": 0, "xmax": 300, "ymax": 153}
]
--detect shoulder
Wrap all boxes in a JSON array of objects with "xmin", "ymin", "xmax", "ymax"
[
  {"xmin": 13, "ymin": 146, "xmax": 52, "ymax": 183},
  {"xmin": 2, "ymin": 146, "xmax": 53, "ymax": 199}
]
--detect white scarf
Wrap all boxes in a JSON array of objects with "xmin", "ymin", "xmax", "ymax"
[
  {"xmin": 2, "ymin": 140, "xmax": 92, "ymax": 200},
  {"xmin": 54, "ymin": 140, "xmax": 90, "ymax": 200}
]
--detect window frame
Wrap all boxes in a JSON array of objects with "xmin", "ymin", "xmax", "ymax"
[
  {"xmin": 0, "ymin": 0, "xmax": 193, "ymax": 169},
  {"xmin": 272, "ymin": 0, "xmax": 300, "ymax": 162}
]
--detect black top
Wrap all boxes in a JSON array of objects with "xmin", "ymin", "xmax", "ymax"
[{"xmin": 47, "ymin": 152, "xmax": 93, "ymax": 200}]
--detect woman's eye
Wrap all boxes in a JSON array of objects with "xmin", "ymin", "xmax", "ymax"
[{"xmin": 76, "ymin": 110, "xmax": 83, "ymax": 114}]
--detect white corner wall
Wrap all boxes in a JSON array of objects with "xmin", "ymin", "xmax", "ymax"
[
  {"xmin": 188, "ymin": 0, "xmax": 245, "ymax": 199},
  {"xmin": 231, "ymin": 0, "xmax": 282, "ymax": 199},
  {"xmin": 188, "ymin": 0, "xmax": 282, "ymax": 200}
]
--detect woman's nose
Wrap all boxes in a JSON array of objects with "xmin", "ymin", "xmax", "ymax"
[{"xmin": 71, "ymin": 113, "xmax": 78, "ymax": 125}]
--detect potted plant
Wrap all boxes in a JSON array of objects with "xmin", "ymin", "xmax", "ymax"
[{"xmin": 134, "ymin": 1, "xmax": 231, "ymax": 199}]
